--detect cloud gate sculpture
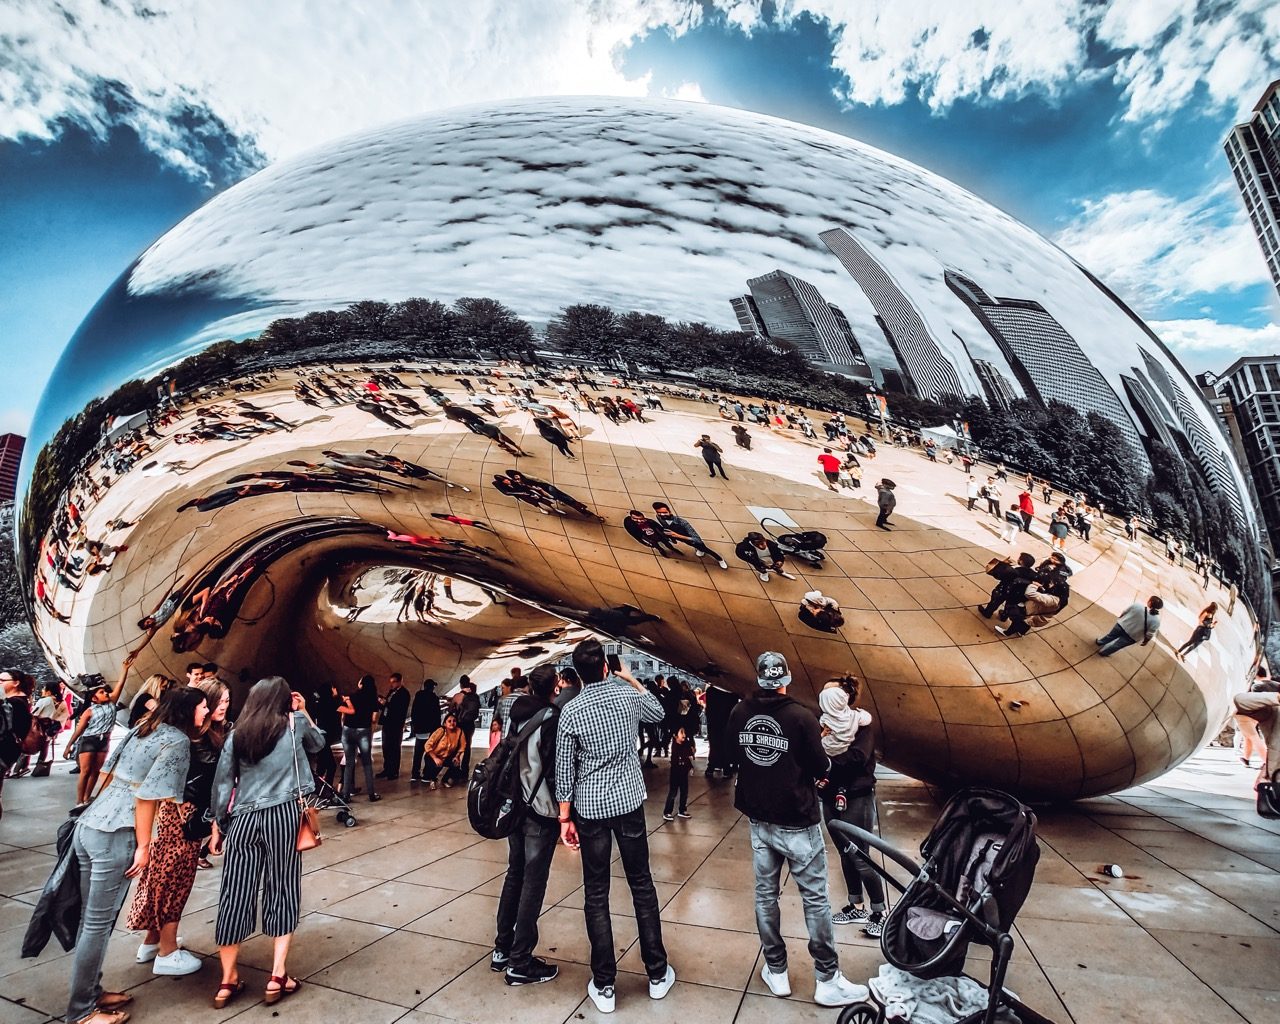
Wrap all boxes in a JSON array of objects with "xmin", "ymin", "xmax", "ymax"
[{"xmin": 18, "ymin": 98, "xmax": 1264, "ymax": 801}]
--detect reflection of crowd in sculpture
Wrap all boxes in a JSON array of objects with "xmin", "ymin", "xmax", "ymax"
[
  {"xmin": 177, "ymin": 448, "xmax": 461, "ymax": 515},
  {"xmin": 491, "ymin": 470, "xmax": 602, "ymax": 519}
]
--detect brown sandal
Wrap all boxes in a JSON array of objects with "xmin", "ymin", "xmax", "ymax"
[
  {"xmin": 264, "ymin": 975, "xmax": 301, "ymax": 1005},
  {"xmin": 75, "ymin": 1012, "xmax": 130, "ymax": 1024},
  {"xmin": 212, "ymin": 980, "xmax": 246, "ymax": 1009},
  {"xmin": 95, "ymin": 993, "xmax": 134, "ymax": 1011}
]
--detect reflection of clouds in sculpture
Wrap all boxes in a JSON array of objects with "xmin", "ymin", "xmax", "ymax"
[{"xmin": 34, "ymin": 97, "xmax": 1238, "ymax": 508}]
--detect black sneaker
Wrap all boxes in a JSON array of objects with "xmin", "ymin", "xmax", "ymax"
[
  {"xmin": 490, "ymin": 949, "xmax": 510, "ymax": 972},
  {"xmin": 505, "ymin": 957, "xmax": 559, "ymax": 986}
]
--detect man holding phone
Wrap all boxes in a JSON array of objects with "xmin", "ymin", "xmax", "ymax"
[{"xmin": 556, "ymin": 639, "xmax": 675, "ymax": 1013}]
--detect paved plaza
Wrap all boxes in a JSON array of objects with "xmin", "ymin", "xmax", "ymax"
[{"xmin": 1, "ymin": 745, "xmax": 1277, "ymax": 1024}]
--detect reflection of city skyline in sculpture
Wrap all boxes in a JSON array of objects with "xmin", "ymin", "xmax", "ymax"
[
  {"xmin": 943, "ymin": 269, "xmax": 1146, "ymax": 462},
  {"xmin": 740, "ymin": 269, "xmax": 872, "ymax": 378},
  {"xmin": 16, "ymin": 98, "xmax": 1265, "ymax": 803},
  {"xmin": 819, "ymin": 226, "xmax": 969, "ymax": 402}
]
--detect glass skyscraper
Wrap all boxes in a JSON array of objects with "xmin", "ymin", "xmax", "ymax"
[
  {"xmin": 1225, "ymin": 80, "xmax": 1280, "ymax": 298},
  {"xmin": 943, "ymin": 270, "xmax": 1145, "ymax": 459},
  {"xmin": 819, "ymin": 227, "xmax": 967, "ymax": 402}
]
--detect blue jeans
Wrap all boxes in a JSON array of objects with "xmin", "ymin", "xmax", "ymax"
[
  {"xmin": 1096, "ymin": 622, "xmax": 1137, "ymax": 657},
  {"xmin": 750, "ymin": 820, "xmax": 838, "ymax": 981},
  {"xmin": 341, "ymin": 726, "xmax": 376, "ymax": 798},
  {"xmin": 67, "ymin": 826, "xmax": 136, "ymax": 1023}
]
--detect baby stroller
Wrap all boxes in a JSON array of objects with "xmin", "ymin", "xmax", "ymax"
[
  {"xmin": 761, "ymin": 517, "xmax": 828, "ymax": 566},
  {"xmin": 828, "ymin": 788, "xmax": 1053, "ymax": 1024},
  {"xmin": 312, "ymin": 764, "xmax": 359, "ymax": 828}
]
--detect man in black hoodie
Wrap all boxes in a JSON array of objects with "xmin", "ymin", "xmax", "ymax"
[{"xmin": 727, "ymin": 653, "xmax": 868, "ymax": 1007}]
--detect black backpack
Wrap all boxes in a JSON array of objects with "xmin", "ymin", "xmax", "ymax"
[{"xmin": 467, "ymin": 706, "xmax": 555, "ymax": 840}]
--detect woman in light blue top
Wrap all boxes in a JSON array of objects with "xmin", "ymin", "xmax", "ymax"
[
  {"xmin": 66, "ymin": 686, "xmax": 207, "ymax": 1024},
  {"xmin": 208, "ymin": 677, "xmax": 324, "ymax": 1010}
]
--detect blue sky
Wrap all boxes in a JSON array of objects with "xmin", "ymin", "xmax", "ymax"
[{"xmin": 1, "ymin": 0, "xmax": 1277, "ymax": 437}]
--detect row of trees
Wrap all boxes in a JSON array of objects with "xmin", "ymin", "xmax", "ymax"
[{"xmin": 19, "ymin": 295, "xmax": 1269, "ymax": 625}]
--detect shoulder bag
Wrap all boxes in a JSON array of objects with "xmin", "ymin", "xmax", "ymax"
[{"xmin": 289, "ymin": 714, "xmax": 322, "ymax": 851}]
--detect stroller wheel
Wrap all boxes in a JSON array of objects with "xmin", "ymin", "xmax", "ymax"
[
  {"xmin": 343, "ymin": 815, "xmax": 358, "ymax": 828},
  {"xmin": 837, "ymin": 1003, "xmax": 879, "ymax": 1024},
  {"xmin": 336, "ymin": 810, "xmax": 350, "ymax": 825}
]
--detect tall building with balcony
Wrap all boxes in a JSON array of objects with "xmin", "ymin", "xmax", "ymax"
[
  {"xmin": 1209, "ymin": 357, "xmax": 1280, "ymax": 545},
  {"xmin": 730, "ymin": 294, "xmax": 769, "ymax": 337},
  {"xmin": 745, "ymin": 269, "xmax": 868, "ymax": 370},
  {"xmin": 1225, "ymin": 80, "xmax": 1280, "ymax": 298},
  {"xmin": 0, "ymin": 433, "xmax": 24, "ymax": 503},
  {"xmin": 819, "ymin": 227, "xmax": 967, "ymax": 402},
  {"xmin": 944, "ymin": 269, "xmax": 1145, "ymax": 459}
]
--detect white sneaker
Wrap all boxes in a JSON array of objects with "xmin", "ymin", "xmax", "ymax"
[
  {"xmin": 717, "ymin": 559, "xmax": 728, "ymax": 569},
  {"xmin": 777, "ymin": 570, "xmax": 796, "ymax": 580},
  {"xmin": 814, "ymin": 971, "xmax": 869, "ymax": 1007},
  {"xmin": 761, "ymin": 963, "xmax": 791, "ymax": 997},
  {"xmin": 587, "ymin": 979, "xmax": 616, "ymax": 1013},
  {"xmin": 649, "ymin": 965, "xmax": 676, "ymax": 1000},
  {"xmin": 153, "ymin": 948, "xmax": 203, "ymax": 976},
  {"xmin": 759, "ymin": 571, "xmax": 770, "ymax": 581},
  {"xmin": 137, "ymin": 937, "xmax": 184, "ymax": 962}
]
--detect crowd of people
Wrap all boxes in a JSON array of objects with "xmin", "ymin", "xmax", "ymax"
[{"xmin": 0, "ymin": 636, "xmax": 914, "ymax": 1020}]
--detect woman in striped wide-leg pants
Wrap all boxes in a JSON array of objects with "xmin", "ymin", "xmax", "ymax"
[
  {"xmin": 214, "ymin": 800, "xmax": 302, "ymax": 944},
  {"xmin": 207, "ymin": 678, "xmax": 325, "ymax": 1009}
]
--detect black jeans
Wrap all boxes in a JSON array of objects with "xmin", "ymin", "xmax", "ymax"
[
  {"xmin": 495, "ymin": 813, "xmax": 559, "ymax": 967},
  {"xmin": 381, "ymin": 719, "xmax": 405, "ymax": 777},
  {"xmin": 664, "ymin": 770, "xmax": 689, "ymax": 815},
  {"xmin": 576, "ymin": 806, "xmax": 668, "ymax": 987},
  {"xmin": 823, "ymin": 789, "xmax": 885, "ymax": 910},
  {"xmin": 460, "ymin": 728, "xmax": 477, "ymax": 779},
  {"xmin": 704, "ymin": 457, "xmax": 728, "ymax": 479}
]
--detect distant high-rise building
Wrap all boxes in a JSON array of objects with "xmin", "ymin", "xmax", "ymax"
[
  {"xmin": 944, "ymin": 269, "xmax": 1144, "ymax": 459},
  {"xmin": 1225, "ymin": 80, "xmax": 1280, "ymax": 298},
  {"xmin": 878, "ymin": 366, "xmax": 909, "ymax": 396},
  {"xmin": 1139, "ymin": 349, "xmax": 1244, "ymax": 522},
  {"xmin": 0, "ymin": 433, "xmax": 24, "ymax": 503},
  {"xmin": 825, "ymin": 303, "xmax": 873, "ymax": 379},
  {"xmin": 1204, "ymin": 357, "xmax": 1280, "ymax": 540},
  {"xmin": 1197, "ymin": 370, "xmax": 1269, "ymax": 551},
  {"xmin": 1120, "ymin": 372, "xmax": 1182, "ymax": 453},
  {"xmin": 973, "ymin": 359, "xmax": 1017, "ymax": 411},
  {"xmin": 819, "ymin": 227, "xmax": 967, "ymax": 402},
  {"xmin": 730, "ymin": 294, "xmax": 769, "ymax": 337},
  {"xmin": 745, "ymin": 269, "xmax": 867, "ymax": 369}
]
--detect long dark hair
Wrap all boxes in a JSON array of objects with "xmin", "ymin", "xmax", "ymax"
[
  {"xmin": 232, "ymin": 677, "xmax": 292, "ymax": 765},
  {"xmin": 137, "ymin": 686, "xmax": 207, "ymax": 740}
]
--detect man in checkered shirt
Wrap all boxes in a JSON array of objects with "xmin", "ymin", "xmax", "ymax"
[{"xmin": 556, "ymin": 638, "xmax": 675, "ymax": 1013}]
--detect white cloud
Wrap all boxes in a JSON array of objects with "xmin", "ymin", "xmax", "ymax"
[
  {"xmin": 1052, "ymin": 187, "xmax": 1271, "ymax": 313},
  {"xmin": 0, "ymin": 0, "xmax": 705, "ymax": 174},
  {"xmin": 1149, "ymin": 318, "xmax": 1280, "ymax": 364},
  {"xmin": 3, "ymin": 2, "xmax": 1277, "ymax": 181},
  {"xmin": 662, "ymin": 81, "xmax": 709, "ymax": 103}
]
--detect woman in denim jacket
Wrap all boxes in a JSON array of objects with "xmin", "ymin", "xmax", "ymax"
[{"xmin": 208, "ymin": 677, "xmax": 324, "ymax": 1009}]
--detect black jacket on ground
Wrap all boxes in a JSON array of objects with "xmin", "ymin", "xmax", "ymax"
[{"xmin": 728, "ymin": 691, "xmax": 829, "ymax": 828}]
